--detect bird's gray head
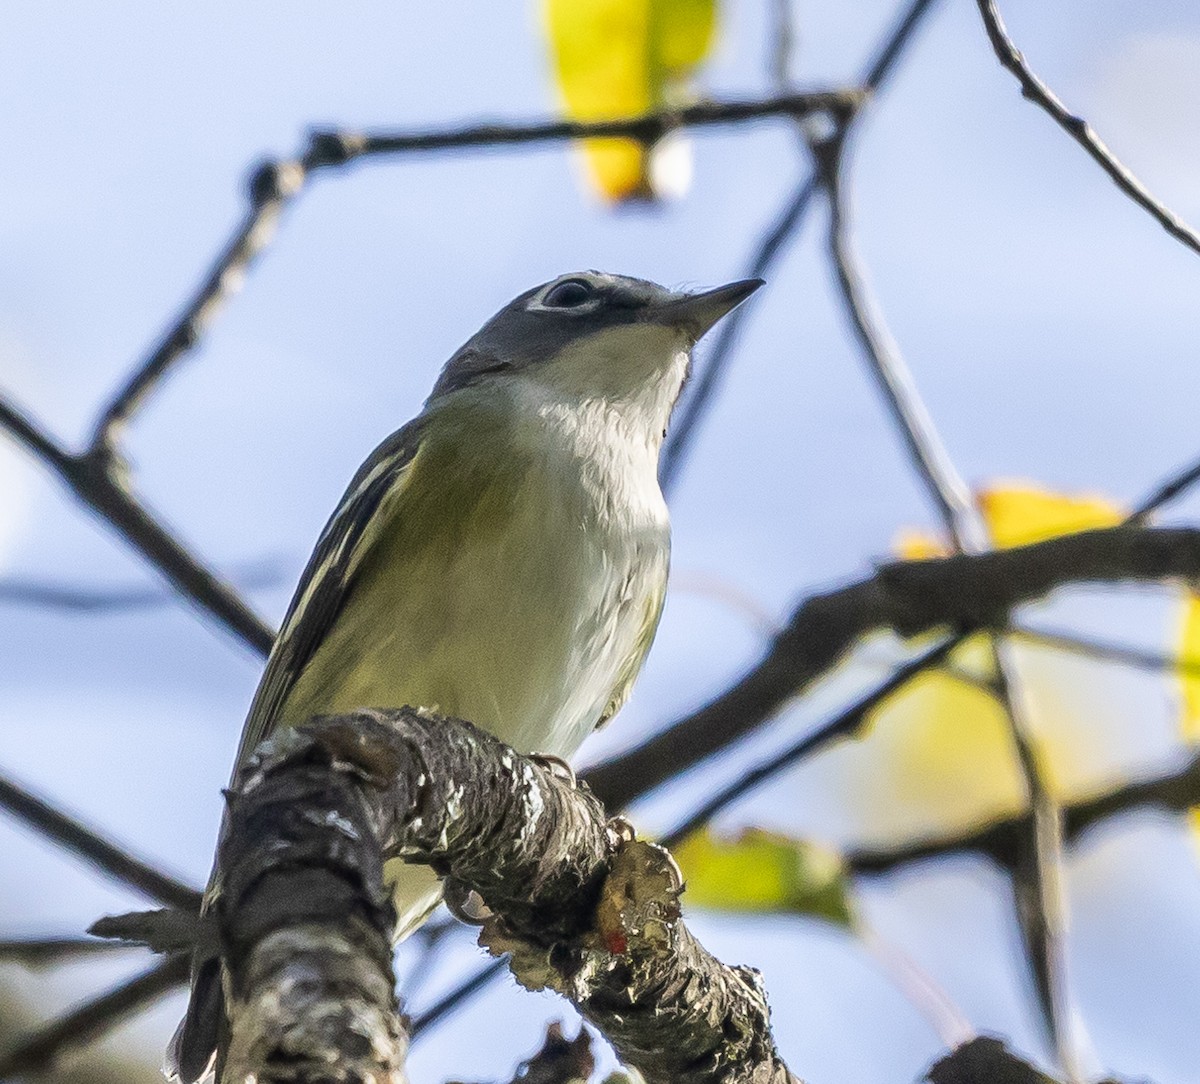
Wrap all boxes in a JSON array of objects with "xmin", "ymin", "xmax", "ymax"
[{"xmin": 428, "ymin": 272, "xmax": 762, "ymax": 427}]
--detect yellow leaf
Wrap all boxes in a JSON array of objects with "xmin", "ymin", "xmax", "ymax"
[
  {"xmin": 1180, "ymin": 594, "xmax": 1200, "ymax": 739},
  {"xmin": 893, "ymin": 528, "xmax": 948, "ymax": 561},
  {"xmin": 895, "ymin": 482, "xmax": 1125, "ymax": 558},
  {"xmin": 543, "ymin": 0, "xmax": 717, "ymax": 201},
  {"xmin": 836, "ymin": 632, "xmax": 1098, "ymax": 840},
  {"xmin": 1175, "ymin": 592, "xmax": 1200, "ymax": 842},
  {"xmin": 673, "ymin": 827, "xmax": 852, "ymax": 926},
  {"xmin": 862, "ymin": 483, "xmax": 1132, "ymax": 840},
  {"xmin": 863, "ymin": 636, "xmax": 1033, "ymax": 822},
  {"xmin": 654, "ymin": 0, "xmax": 717, "ymax": 72},
  {"xmin": 977, "ymin": 483, "xmax": 1124, "ymax": 549}
]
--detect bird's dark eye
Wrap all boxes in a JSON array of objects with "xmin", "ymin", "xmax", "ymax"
[{"xmin": 543, "ymin": 279, "xmax": 594, "ymax": 308}]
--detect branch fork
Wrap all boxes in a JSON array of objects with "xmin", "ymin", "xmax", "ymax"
[{"xmin": 205, "ymin": 709, "xmax": 798, "ymax": 1084}]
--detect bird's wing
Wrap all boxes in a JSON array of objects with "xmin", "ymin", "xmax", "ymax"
[
  {"xmin": 170, "ymin": 419, "xmax": 427, "ymax": 1084},
  {"xmin": 233, "ymin": 416, "xmax": 428, "ymax": 769}
]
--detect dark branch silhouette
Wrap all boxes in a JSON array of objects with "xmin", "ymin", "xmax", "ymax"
[
  {"xmin": 1013, "ymin": 625, "xmax": 1200, "ymax": 679},
  {"xmin": 660, "ymin": 0, "xmax": 944, "ymax": 490},
  {"xmin": 660, "ymin": 639, "xmax": 957, "ymax": 847},
  {"xmin": 0, "ymin": 558, "xmax": 281, "ymax": 613},
  {"xmin": 849, "ymin": 749, "xmax": 1200, "ymax": 876},
  {"xmin": 1132, "ymin": 450, "xmax": 1200, "ymax": 522},
  {"xmin": 811, "ymin": 118, "xmax": 1074, "ymax": 1070},
  {"xmin": 0, "ymin": 771, "xmax": 200, "ymax": 911},
  {"xmin": 0, "ymin": 394, "xmax": 275, "ymax": 654},
  {"xmin": 585, "ymin": 524, "xmax": 1200, "ymax": 810},
  {"xmin": 0, "ymin": 956, "xmax": 189, "ymax": 1079},
  {"xmin": 0, "ymin": 937, "xmax": 141, "ymax": 967}
]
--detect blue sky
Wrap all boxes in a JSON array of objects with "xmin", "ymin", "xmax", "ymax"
[{"xmin": 1, "ymin": 1, "xmax": 1199, "ymax": 1081}]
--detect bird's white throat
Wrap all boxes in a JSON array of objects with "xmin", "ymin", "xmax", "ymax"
[{"xmin": 511, "ymin": 321, "xmax": 688, "ymax": 484}]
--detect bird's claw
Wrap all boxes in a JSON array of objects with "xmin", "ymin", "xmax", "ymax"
[
  {"xmin": 530, "ymin": 752, "xmax": 577, "ymax": 787},
  {"xmin": 606, "ymin": 815, "xmax": 637, "ymax": 846}
]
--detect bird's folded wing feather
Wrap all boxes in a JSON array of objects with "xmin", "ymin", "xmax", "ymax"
[
  {"xmin": 232, "ymin": 416, "xmax": 428, "ymax": 767},
  {"xmin": 169, "ymin": 418, "xmax": 426, "ymax": 1084}
]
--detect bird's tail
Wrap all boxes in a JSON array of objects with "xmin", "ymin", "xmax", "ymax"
[
  {"xmin": 88, "ymin": 906, "xmax": 221, "ymax": 1083},
  {"xmin": 163, "ymin": 863, "xmax": 442, "ymax": 1081},
  {"xmin": 165, "ymin": 955, "xmax": 224, "ymax": 1084}
]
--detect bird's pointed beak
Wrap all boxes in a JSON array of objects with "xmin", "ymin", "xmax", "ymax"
[{"xmin": 656, "ymin": 278, "xmax": 765, "ymax": 342}]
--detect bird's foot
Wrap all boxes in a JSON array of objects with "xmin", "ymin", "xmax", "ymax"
[
  {"xmin": 529, "ymin": 752, "xmax": 577, "ymax": 788},
  {"xmin": 605, "ymin": 815, "xmax": 637, "ymax": 847}
]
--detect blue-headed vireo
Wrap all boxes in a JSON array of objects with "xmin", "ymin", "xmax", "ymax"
[{"xmin": 170, "ymin": 270, "xmax": 762, "ymax": 1080}]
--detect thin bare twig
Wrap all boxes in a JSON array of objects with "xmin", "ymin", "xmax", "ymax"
[
  {"xmin": 334, "ymin": 90, "xmax": 861, "ymax": 160},
  {"xmin": 769, "ymin": 0, "xmax": 797, "ymax": 92},
  {"xmin": 661, "ymin": 637, "xmax": 959, "ymax": 848},
  {"xmin": 1131, "ymin": 452, "xmax": 1200, "ymax": 523},
  {"xmin": 409, "ymin": 957, "xmax": 510, "ymax": 1039},
  {"xmin": 0, "ymin": 937, "xmax": 139, "ymax": 968},
  {"xmin": 813, "ymin": 122, "xmax": 1078, "ymax": 1075},
  {"xmin": 395, "ymin": 916, "xmax": 457, "ymax": 1005},
  {"xmin": 0, "ymin": 557, "xmax": 281, "ymax": 613},
  {"xmin": 0, "ymin": 394, "xmax": 275, "ymax": 654},
  {"xmin": 87, "ymin": 199, "xmax": 296, "ymax": 453},
  {"xmin": 814, "ymin": 129, "xmax": 977, "ymax": 549},
  {"xmin": 975, "ymin": 0, "xmax": 1200, "ymax": 260},
  {"xmin": 991, "ymin": 650, "xmax": 1076, "ymax": 1076},
  {"xmin": 0, "ymin": 771, "xmax": 201, "ymax": 911},
  {"xmin": 659, "ymin": 0, "xmax": 944, "ymax": 492},
  {"xmin": 855, "ymin": 921, "xmax": 976, "ymax": 1049},
  {"xmin": 0, "ymin": 397, "xmax": 73, "ymax": 471},
  {"xmin": 0, "ymin": 955, "xmax": 189, "ymax": 1079},
  {"xmin": 659, "ymin": 177, "xmax": 816, "ymax": 491},
  {"xmin": 1013, "ymin": 625, "xmax": 1200, "ymax": 679},
  {"xmin": 849, "ymin": 748, "xmax": 1200, "ymax": 875},
  {"xmin": 84, "ymin": 89, "xmax": 857, "ymax": 454}
]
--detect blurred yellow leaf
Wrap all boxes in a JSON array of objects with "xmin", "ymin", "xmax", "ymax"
[
  {"xmin": 864, "ymin": 482, "xmax": 1129, "ymax": 839},
  {"xmin": 1180, "ymin": 595, "xmax": 1200, "ymax": 735},
  {"xmin": 654, "ymin": 0, "xmax": 717, "ymax": 70},
  {"xmin": 894, "ymin": 482, "xmax": 1125, "ymax": 558},
  {"xmin": 673, "ymin": 827, "xmax": 852, "ymax": 926},
  {"xmin": 977, "ymin": 484, "xmax": 1124, "ymax": 549},
  {"xmin": 543, "ymin": 0, "xmax": 717, "ymax": 201},
  {"xmin": 862, "ymin": 636, "xmax": 1058, "ymax": 822},
  {"xmin": 894, "ymin": 529, "xmax": 948, "ymax": 561},
  {"xmin": 1175, "ymin": 592, "xmax": 1200, "ymax": 840}
]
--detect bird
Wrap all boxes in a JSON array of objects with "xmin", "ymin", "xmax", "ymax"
[{"xmin": 169, "ymin": 270, "xmax": 762, "ymax": 1081}]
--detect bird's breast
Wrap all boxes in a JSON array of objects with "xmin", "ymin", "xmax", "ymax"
[{"xmin": 291, "ymin": 394, "xmax": 669, "ymax": 760}]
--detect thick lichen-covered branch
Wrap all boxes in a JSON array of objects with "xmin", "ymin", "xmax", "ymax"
[
  {"xmin": 213, "ymin": 709, "xmax": 797, "ymax": 1084},
  {"xmin": 484, "ymin": 839, "xmax": 797, "ymax": 1084}
]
